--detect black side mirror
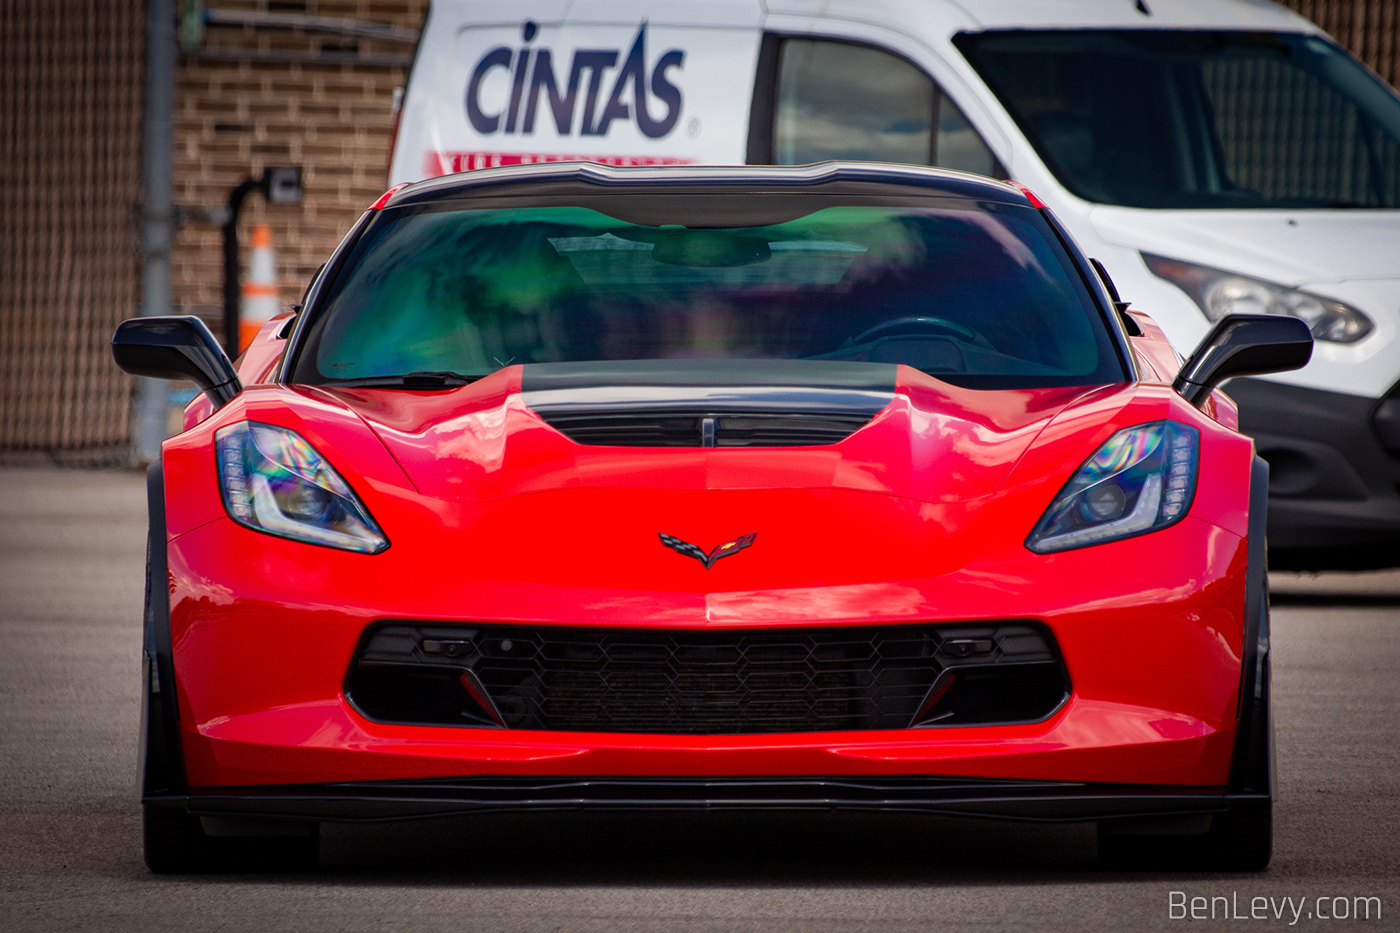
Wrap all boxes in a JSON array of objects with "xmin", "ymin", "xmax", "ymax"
[
  {"xmin": 1174, "ymin": 314, "xmax": 1313, "ymax": 407},
  {"xmin": 111, "ymin": 316, "xmax": 242, "ymax": 408}
]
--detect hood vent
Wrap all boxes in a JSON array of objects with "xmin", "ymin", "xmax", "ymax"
[
  {"xmin": 519, "ymin": 360, "xmax": 898, "ymax": 449},
  {"xmin": 537, "ymin": 409, "xmax": 875, "ymax": 447}
]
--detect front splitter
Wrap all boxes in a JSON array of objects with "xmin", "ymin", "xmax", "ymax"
[{"xmin": 150, "ymin": 775, "xmax": 1268, "ymax": 825}]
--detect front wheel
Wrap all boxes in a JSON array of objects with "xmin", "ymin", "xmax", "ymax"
[
  {"xmin": 142, "ymin": 805, "xmax": 204, "ymax": 874},
  {"xmin": 143, "ymin": 806, "xmax": 319, "ymax": 874},
  {"xmin": 1098, "ymin": 804, "xmax": 1271, "ymax": 871}
]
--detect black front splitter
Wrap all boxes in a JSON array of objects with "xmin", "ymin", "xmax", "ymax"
[{"xmin": 148, "ymin": 776, "xmax": 1268, "ymax": 825}]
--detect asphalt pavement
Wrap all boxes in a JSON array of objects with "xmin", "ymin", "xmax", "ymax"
[{"xmin": 1, "ymin": 465, "xmax": 1397, "ymax": 931}]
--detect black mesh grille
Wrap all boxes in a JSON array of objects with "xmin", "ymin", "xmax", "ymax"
[
  {"xmin": 536, "ymin": 410, "xmax": 874, "ymax": 447},
  {"xmin": 347, "ymin": 622, "xmax": 1067, "ymax": 735}
]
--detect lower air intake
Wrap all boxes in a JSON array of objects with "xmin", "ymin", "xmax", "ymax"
[{"xmin": 347, "ymin": 622, "xmax": 1067, "ymax": 735}]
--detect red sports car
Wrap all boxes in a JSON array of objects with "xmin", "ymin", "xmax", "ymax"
[{"xmin": 113, "ymin": 163, "xmax": 1311, "ymax": 873}]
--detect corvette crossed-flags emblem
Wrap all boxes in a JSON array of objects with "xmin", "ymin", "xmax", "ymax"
[{"xmin": 658, "ymin": 532, "xmax": 757, "ymax": 569}]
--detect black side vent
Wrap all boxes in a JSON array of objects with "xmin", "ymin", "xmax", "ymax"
[{"xmin": 538, "ymin": 410, "xmax": 875, "ymax": 447}]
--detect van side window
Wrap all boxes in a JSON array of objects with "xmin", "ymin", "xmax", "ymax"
[
  {"xmin": 764, "ymin": 37, "xmax": 999, "ymax": 175},
  {"xmin": 937, "ymin": 95, "xmax": 998, "ymax": 176},
  {"xmin": 775, "ymin": 40, "xmax": 934, "ymax": 164}
]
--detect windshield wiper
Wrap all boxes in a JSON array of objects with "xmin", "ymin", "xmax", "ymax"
[{"xmin": 321, "ymin": 371, "xmax": 483, "ymax": 389}]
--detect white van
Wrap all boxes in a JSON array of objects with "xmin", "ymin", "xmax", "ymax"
[{"xmin": 389, "ymin": 0, "xmax": 1400, "ymax": 569}]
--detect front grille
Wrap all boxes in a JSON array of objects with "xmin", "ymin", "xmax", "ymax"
[
  {"xmin": 347, "ymin": 622, "xmax": 1067, "ymax": 735},
  {"xmin": 536, "ymin": 409, "xmax": 874, "ymax": 447}
]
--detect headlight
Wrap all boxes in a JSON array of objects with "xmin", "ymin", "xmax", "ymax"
[
  {"xmin": 215, "ymin": 421, "xmax": 389, "ymax": 553},
  {"xmin": 1143, "ymin": 253, "xmax": 1372, "ymax": 344},
  {"xmin": 1026, "ymin": 421, "xmax": 1198, "ymax": 554}
]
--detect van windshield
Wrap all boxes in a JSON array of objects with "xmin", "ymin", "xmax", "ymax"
[
  {"xmin": 956, "ymin": 31, "xmax": 1400, "ymax": 209},
  {"xmin": 292, "ymin": 198, "xmax": 1122, "ymax": 390}
]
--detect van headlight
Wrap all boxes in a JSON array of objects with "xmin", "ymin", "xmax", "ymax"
[
  {"xmin": 216, "ymin": 421, "xmax": 389, "ymax": 553},
  {"xmin": 1143, "ymin": 253, "xmax": 1372, "ymax": 344},
  {"xmin": 1026, "ymin": 421, "xmax": 1198, "ymax": 554}
]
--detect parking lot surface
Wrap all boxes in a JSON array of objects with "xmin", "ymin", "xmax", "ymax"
[{"xmin": 1, "ymin": 466, "xmax": 1396, "ymax": 931}]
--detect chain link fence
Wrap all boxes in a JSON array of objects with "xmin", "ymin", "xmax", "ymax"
[
  {"xmin": 0, "ymin": 0, "xmax": 144, "ymax": 455},
  {"xmin": 1283, "ymin": 0, "xmax": 1400, "ymax": 85}
]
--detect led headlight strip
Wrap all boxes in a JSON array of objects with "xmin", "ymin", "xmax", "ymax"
[
  {"xmin": 215, "ymin": 421, "xmax": 389, "ymax": 553},
  {"xmin": 1026, "ymin": 421, "xmax": 1198, "ymax": 554}
]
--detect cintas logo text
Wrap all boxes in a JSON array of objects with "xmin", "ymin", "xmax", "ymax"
[{"xmin": 466, "ymin": 23, "xmax": 684, "ymax": 140}]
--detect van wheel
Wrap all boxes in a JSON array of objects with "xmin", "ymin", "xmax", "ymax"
[
  {"xmin": 1098, "ymin": 805, "xmax": 1271, "ymax": 871},
  {"xmin": 144, "ymin": 806, "xmax": 320, "ymax": 873}
]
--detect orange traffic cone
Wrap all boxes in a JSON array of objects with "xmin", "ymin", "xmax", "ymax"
[{"xmin": 240, "ymin": 223, "xmax": 280, "ymax": 351}]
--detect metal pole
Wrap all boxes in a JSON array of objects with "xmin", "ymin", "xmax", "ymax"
[
  {"xmin": 223, "ymin": 178, "xmax": 261, "ymax": 354},
  {"xmin": 134, "ymin": 0, "xmax": 176, "ymax": 463}
]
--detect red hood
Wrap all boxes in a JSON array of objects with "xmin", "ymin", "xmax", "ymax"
[
  {"xmin": 312, "ymin": 365, "xmax": 1100, "ymax": 505},
  {"xmin": 248, "ymin": 367, "xmax": 1157, "ymax": 602}
]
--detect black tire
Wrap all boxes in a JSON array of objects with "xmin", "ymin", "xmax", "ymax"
[
  {"xmin": 144, "ymin": 806, "xmax": 320, "ymax": 874},
  {"xmin": 143, "ymin": 805, "xmax": 206, "ymax": 874},
  {"xmin": 211, "ymin": 828, "xmax": 320, "ymax": 873},
  {"xmin": 1098, "ymin": 804, "xmax": 1272, "ymax": 871}
]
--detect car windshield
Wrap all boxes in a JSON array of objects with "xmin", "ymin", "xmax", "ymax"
[
  {"xmin": 292, "ymin": 197, "xmax": 1122, "ymax": 389},
  {"xmin": 956, "ymin": 30, "xmax": 1400, "ymax": 209}
]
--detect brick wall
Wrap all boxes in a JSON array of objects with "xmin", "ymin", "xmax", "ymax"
[{"xmin": 170, "ymin": 0, "xmax": 427, "ymax": 328}]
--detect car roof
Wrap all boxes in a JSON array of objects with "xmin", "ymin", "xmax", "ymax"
[
  {"xmin": 424, "ymin": 1, "xmax": 1320, "ymax": 36},
  {"xmin": 765, "ymin": 0, "xmax": 1319, "ymax": 33},
  {"xmin": 382, "ymin": 161, "xmax": 1035, "ymax": 211}
]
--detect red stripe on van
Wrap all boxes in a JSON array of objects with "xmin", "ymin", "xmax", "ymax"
[{"xmin": 425, "ymin": 151, "xmax": 695, "ymax": 176}]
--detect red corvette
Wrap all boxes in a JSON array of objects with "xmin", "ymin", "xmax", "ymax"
[{"xmin": 113, "ymin": 163, "xmax": 1311, "ymax": 873}]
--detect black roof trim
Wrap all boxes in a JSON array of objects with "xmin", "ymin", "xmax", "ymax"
[{"xmin": 386, "ymin": 161, "xmax": 1032, "ymax": 210}]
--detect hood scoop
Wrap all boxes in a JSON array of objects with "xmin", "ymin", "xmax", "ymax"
[
  {"xmin": 520, "ymin": 360, "xmax": 897, "ymax": 448},
  {"xmin": 534, "ymin": 410, "xmax": 877, "ymax": 448}
]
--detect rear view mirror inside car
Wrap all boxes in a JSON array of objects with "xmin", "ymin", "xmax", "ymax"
[{"xmin": 651, "ymin": 230, "xmax": 772, "ymax": 267}]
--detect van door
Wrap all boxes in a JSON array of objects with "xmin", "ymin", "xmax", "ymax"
[
  {"xmin": 391, "ymin": 3, "xmax": 763, "ymax": 183},
  {"xmin": 746, "ymin": 35, "xmax": 1003, "ymax": 177}
]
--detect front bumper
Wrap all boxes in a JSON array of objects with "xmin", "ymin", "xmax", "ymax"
[
  {"xmin": 161, "ymin": 510, "xmax": 1251, "ymax": 791},
  {"xmin": 1228, "ymin": 377, "xmax": 1400, "ymax": 568}
]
